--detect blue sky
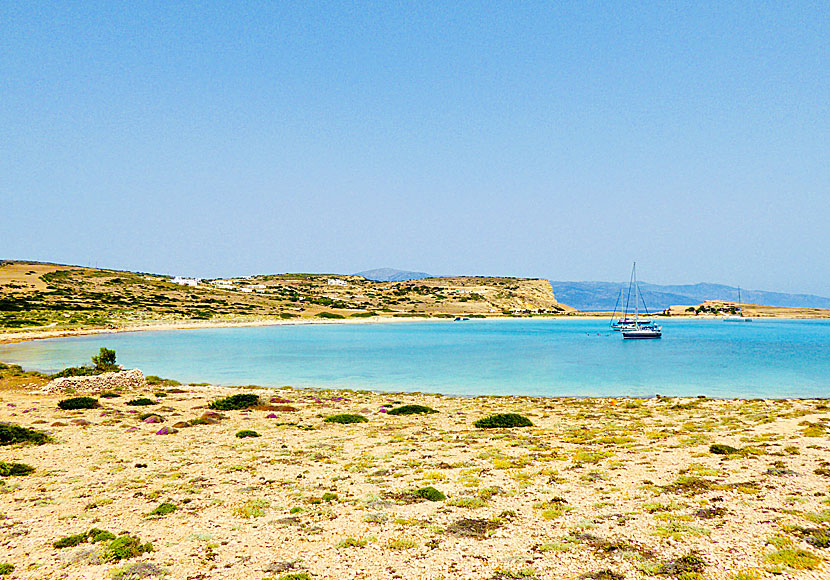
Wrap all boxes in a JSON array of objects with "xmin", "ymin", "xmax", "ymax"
[{"xmin": 2, "ymin": 2, "xmax": 828, "ymax": 294}]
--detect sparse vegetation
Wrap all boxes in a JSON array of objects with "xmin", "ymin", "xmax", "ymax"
[
  {"xmin": 387, "ymin": 404, "xmax": 438, "ymax": 415},
  {"xmin": 125, "ymin": 398, "xmax": 156, "ymax": 406},
  {"xmin": 0, "ymin": 423, "xmax": 50, "ymax": 446},
  {"xmin": 147, "ymin": 502, "xmax": 177, "ymax": 517},
  {"xmin": 0, "ymin": 461, "xmax": 34, "ymax": 476},
  {"xmin": 324, "ymin": 413, "xmax": 368, "ymax": 424},
  {"xmin": 414, "ymin": 486, "xmax": 446, "ymax": 501},
  {"xmin": 208, "ymin": 393, "xmax": 260, "ymax": 410},
  {"xmin": 58, "ymin": 396, "xmax": 100, "ymax": 410},
  {"xmin": 235, "ymin": 429, "xmax": 260, "ymax": 438},
  {"xmin": 474, "ymin": 413, "xmax": 533, "ymax": 428}
]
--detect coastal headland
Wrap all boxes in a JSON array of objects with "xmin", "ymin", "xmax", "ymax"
[
  {"xmin": 0, "ymin": 369, "xmax": 828, "ymax": 579},
  {"xmin": 2, "ymin": 261, "xmax": 828, "ymax": 345}
]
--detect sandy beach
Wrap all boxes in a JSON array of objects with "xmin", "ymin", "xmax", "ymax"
[{"xmin": 1, "ymin": 377, "xmax": 829, "ymax": 579}]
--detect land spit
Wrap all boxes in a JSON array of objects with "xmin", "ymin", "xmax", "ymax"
[{"xmin": 1, "ymin": 381, "xmax": 829, "ymax": 579}]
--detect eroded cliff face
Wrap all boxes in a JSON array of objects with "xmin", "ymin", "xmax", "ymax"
[{"xmin": 395, "ymin": 276, "xmax": 575, "ymax": 314}]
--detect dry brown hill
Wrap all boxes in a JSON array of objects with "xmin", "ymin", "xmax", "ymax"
[{"xmin": 0, "ymin": 261, "xmax": 573, "ymax": 335}]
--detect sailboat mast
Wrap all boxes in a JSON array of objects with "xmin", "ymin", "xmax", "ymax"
[{"xmin": 634, "ymin": 262, "xmax": 639, "ymax": 322}]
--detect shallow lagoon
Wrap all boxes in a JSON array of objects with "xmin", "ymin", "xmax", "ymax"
[{"xmin": 2, "ymin": 318, "xmax": 829, "ymax": 398}]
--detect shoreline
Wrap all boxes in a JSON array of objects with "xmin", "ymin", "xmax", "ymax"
[{"xmin": 2, "ymin": 312, "xmax": 821, "ymax": 346}]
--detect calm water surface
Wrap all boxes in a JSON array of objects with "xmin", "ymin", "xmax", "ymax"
[{"xmin": 1, "ymin": 318, "xmax": 829, "ymax": 398}]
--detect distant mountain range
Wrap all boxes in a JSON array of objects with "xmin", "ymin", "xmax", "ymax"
[
  {"xmin": 353, "ymin": 268, "xmax": 830, "ymax": 310},
  {"xmin": 355, "ymin": 268, "xmax": 432, "ymax": 282},
  {"xmin": 549, "ymin": 281, "xmax": 830, "ymax": 312}
]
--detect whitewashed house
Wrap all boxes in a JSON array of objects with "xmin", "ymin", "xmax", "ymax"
[
  {"xmin": 327, "ymin": 278, "xmax": 347, "ymax": 286},
  {"xmin": 172, "ymin": 276, "xmax": 199, "ymax": 287}
]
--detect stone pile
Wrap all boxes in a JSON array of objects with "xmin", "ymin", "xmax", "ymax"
[{"xmin": 41, "ymin": 368, "xmax": 146, "ymax": 394}]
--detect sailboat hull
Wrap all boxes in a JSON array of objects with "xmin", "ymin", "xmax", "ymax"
[{"xmin": 622, "ymin": 329, "xmax": 662, "ymax": 339}]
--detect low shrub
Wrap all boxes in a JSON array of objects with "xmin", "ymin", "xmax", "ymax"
[
  {"xmin": 387, "ymin": 404, "xmax": 438, "ymax": 415},
  {"xmin": 414, "ymin": 486, "xmax": 446, "ymax": 501},
  {"xmin": 100, "ymin": 534, "xmax": 154, "ymax": 562},
  {"xmin": 208, "ymin": 394, "xmax": 260, "ymax": 410},
  {"xmin": 0, "ymin": 563, "xmax": 14, "ymax": 575},
  {"xmin": 474, "ymin": 413, "xmax": 533, "ymax": 429},
  {"xmin": 710, "ymin": 443, "xmax": 740, "ymax": 455},
  {"xmin": 315, "ymin": 311, "xmax": 345, "ymax": 319},
  {"xmin": 53, "ymin": 528, "xmax": 116, "ymax": 548},
  {"xmin": 0, "ymin": 424, "xmax": 51, "ymax": 446},
  {"xmin": 0, "ymin": 461, "xmax": 35, "ymax": 476},
  {"xmin": 147, "ymin": 502, "xmax": 177, "ymax": 517},
  {"xmin": 324, "ymin": 414, "xmax": 368, "ymax": 424},
  {"xmin": 100, "ymin": 391, "xmax": 121, "ymax": 398},
  {"xmin": 145, "ymin": 375, "xmax": 182, "ymax": 386},
  {"xmin": 236, "ymin": 430, "xmax": 260, "ymax": 438},
  {"xmin": 58, "ymin": 396, "xmax": 100, "ymax": 410},
  {"xmin": 125, "ymin": 398, "xmax": 156, "ymax": 406},
  {"xmin": 660, "ymin": 551, "xmax": 707, "ymax": 576},
  {"xmin": 138, "ymin": 413, "xmax": 163, "ymax": 422}
]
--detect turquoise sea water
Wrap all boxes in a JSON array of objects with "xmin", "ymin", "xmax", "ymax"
[{"xmin": 1, "ymin": 318, "xmax": 829, "ymax": 398}]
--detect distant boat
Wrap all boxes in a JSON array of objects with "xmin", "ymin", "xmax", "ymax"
[
  {"xmin": 620, "ymin": 263, "xmax": 662, "ymax": 339},
  {"xmin": 723, "ymin": 287, "xmax": 752, "ymax": 322}
]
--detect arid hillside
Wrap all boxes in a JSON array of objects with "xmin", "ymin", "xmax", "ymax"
[{"xmin": 0, "ymin": 261, "xmax": 573, "ymax": 334}]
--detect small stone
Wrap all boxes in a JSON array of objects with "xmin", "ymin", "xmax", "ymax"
[
  {"xmin": 51, "ymin": 421, "xmax": 68, "ymax": 427},
  {"xmin": 172, "ymin": 421, "xmax": 191, "ymax": 428},
  {"xmin": 155, "ymin": 426, "xmax": 178, "ymax": 435},
  {"xmin": 71, "ymin": 419, "xmax": 91, "ymax": 426},
  {"xmin": 143, "ymin": 416, "xmax": 163, "ymax": 423},
  {"xmin": 266, "ymin": 413, "xmax": 278, "ymax": 418}
]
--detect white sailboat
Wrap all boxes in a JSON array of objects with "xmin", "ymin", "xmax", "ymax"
[
  {"xmin": 723, "ymin": 287, "xmax": 752, "ymax": 322},
  {"xmin": 621, "ymin": 263, "xmax": 662, "ymax": 339}
]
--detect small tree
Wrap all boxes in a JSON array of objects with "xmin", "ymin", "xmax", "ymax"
[{"xmin": 92, "ymin": 347, "xmax": 118, "ymax": 372}]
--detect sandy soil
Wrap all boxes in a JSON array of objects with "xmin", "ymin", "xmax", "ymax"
[{"xmin": 1, "ymin": 382, "xmax": 829, "ymax": 579}]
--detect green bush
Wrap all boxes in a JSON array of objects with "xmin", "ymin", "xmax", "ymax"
[
  {"xmin": 0, "ymin": 424, "xmax": 50, "ymax": 446},
  {"xmin": 235, "ymin": 430, "xmax": 260, "ymax": 438},
  {"xmin": 315, "ymin": 311, "xmax": 345, "ymax": 319},
  {"xmin": 0, "ymin": 563, "xmax": 13, "ymax": 575},
  {"xmin": 147, "ymin": 502, "xmax": 177, "ymax": 517},
  {"xmin": 100, "ymin": 534, "xmax": 154, "ymax": 562},
  {"xmin": 92, "ymin": 347, "xmax": 118, "ymax": 372},
  {"xmin": 100, "ymin": 391, "xmax": 121, "ymax": 398},
  {"xmin": 388, "ymin": 404, "xmax": 438, "ymax": 415},
  {"xmin": 52, "ymin": 366, "xmax": 98, "ymax": 378},
  {"xmin": 474, "ymin": 413, "xmax": 533, "ymax": 429},
  {"xmin": 138, "ymin": 413, "xmax": 163, "ymax": 422},
  {"xmin": 58, "ymin": 396, "xmax": 100, "ymax": 410},
  {"xmin": 53, "ymin": 528, "xmax": 116, "ymax": 549},
  {"xmin": 414, "ymin": 486, "xmax": 446, "ymax": 501},
  {"xmin": 145, "ymin": 375, "xmax": 182, "ymax": 387},
  {"xmin": 0, "ymin": 461, "xmax": 35, "ymax": 476},
  {"xmin": 53, "ymin": 533, "xmax": 89, "ymax": 548},
  {"xmin": 208, "ymin": 394, "xmax": 260, "ymax": 410},
  {"xmin": 324, "ymin": 414, "xmax": 368, "ymax": 424},
  {"xmin": 710, "ymin": 443, "xmax": 740, "ymax": 455},
  {"xmin": 125, "ymin": 398, "xmax": 156, "ymax": 406}
]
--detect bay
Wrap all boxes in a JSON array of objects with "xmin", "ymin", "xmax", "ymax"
[{"xmin": 1, "ymin": 318, "xmax": 829, "ymax": 398}]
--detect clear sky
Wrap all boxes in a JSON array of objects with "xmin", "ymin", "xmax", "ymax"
[{"xmin": 2, "ymin": 2, "xmax": 828, "ymax": 295}]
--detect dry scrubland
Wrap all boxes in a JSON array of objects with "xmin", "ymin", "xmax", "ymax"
[
  {"xmin": 0, "ymin": 261, "xmax": 570, "ymax": 339},
  {"xmin": 1, "ymin": 378, "xmax": 830, "ymax": 580}
]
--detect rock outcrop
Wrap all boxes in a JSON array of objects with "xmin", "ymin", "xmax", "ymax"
[{"xmin": 41, "ymin": 368, "xmax": 145, "ymax": 394}]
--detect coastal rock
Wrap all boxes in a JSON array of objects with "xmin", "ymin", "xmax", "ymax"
[{"xmin": 41, "ymin": 369, "xmax": 146, "ymax": 395}]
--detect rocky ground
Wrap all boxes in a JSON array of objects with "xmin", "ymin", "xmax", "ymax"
[{"xmin": 1, "ymin": 380, "xmax": 829, "ymax": 579}]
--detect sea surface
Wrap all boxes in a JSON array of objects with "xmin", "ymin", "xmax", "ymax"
[{"xmin": 2, "ymin": 318, "xmax": 829, "ymax": 398}]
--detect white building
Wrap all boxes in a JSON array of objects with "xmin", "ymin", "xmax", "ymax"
[
  {"xmin": 327, "ymin": 278, "xmax": 347, "ymax": 286},
  {"xmin": 172, "ymin": 277, "xmax": 199, "ymax": 287}
]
